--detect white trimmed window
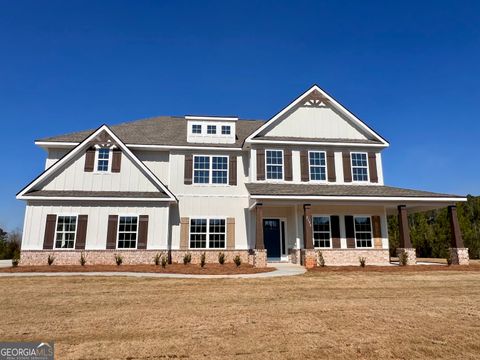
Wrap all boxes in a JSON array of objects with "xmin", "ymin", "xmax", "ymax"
[
  {"xmin": 221, "ymin": 125, "xmax": 231, "ymax": 135},
  {"xmin": 96, "ymin": 147, "xmax": 111, "ymax": 172},
  {"xmin": 117, "ymin": 216, "xmax": 138, "ymax": 249},
  {"xmin": 55, "ymin": 216, "xmax": 77, "ymax": 249},
  {"xmin": 189, "ymin": 218, "xmax": 226, "ymax": 249},
  {"xmin": 193, "ymin": 155, "xmax": 228, "ymax": 184},
  {"xmin": 192, "ymin": 124, "xmax": 202, "ymax": 134},
  {"xmin": 313, "ymin": 216, "xmax": 331, "ymax": 248},
  {"xmin": 207, "ymin": 125, "xmax": 217, "ymax": 134},
  {"xmin": 354, "ymin": 216, "xmax": 373, "ymax": 248},
  {"xmin": 266, "ymin": 150, "xmax": 284, "ymax": 180},
  {"xmin": 351, "ymin": 152, "xmax": 368, "ymax": 182},
  {"xmin": 309, "ymin": 151, "xmax": 327, "ymax": 181}
]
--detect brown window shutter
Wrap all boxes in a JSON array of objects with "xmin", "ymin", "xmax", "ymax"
[
  {"xmin": 330, "ymin": 215, "xmax": 341, "ymax": 248},
  {"xmin": 180, "ymin": 217, "xmax": 189, "ymax": 250},
  {"xmin": 256, "ymin": 149, "xmax": 265, "ymax": 180},
  {"xmin": 229, "ymin": 155, "xmax": 237, "ymax": 185},
  {"xmin": 284, "ymin": 149, "xmax": 293, "ymax": 181},
  {"xmin": 342, "ymin": 152, "xmax": 352, "ymax": 183},
  {"xmin": 300, "ymin": 150, "xmax": 309, "ymax": 182},
  {"xmin": 327, "ymin": 151, "xmax": 336, "ymax": 182},
  {"xmin": 43, "ymin": 214, "xmax": 57, "ymax": 249},
  {"xmin": 184, "ymin": 154, "xmax": 193, "ymax": 185},
  {"xmin": 137, "ymin": 215, "xmax": 149, "ymax": 249},
  {"xmin": 227, "ymin": 218, "xmax": 235, "ymax": 249},
  {"xmin": 372, "ymin": 215, "xmax": 382, "ymax": 248},
  {"xmin": 75, "ymin": 215, "xmax": 88, "ymax": 249},
  {"xmin": 368, "ymin": 152, "xmax": 378, "ymax": 183},
  {"xmin": 84, "ymin": 148, "xmax": 95, "ymax": 172},
  {"xmin": 106, "ymin": 215, "xmax": 118, "ymax": 249},
  {"xmin": 111, "ymin": 149, "xmax": 122, "ymax": 173},
  {"xmin": 345, "ymin": 215, "xmax": 355, "ymax": 248}
]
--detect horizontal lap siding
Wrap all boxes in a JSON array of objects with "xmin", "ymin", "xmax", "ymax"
[{"xmin": 22, "ymin": 203, "xmax": 170, "ymax": 251}]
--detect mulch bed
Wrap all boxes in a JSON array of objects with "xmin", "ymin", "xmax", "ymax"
[
  {"xmin": 0, "ymin": 263, "xmax": 274, "ymax": 275},
  {"xmin": 308, "ymin": 264, "xmax": 480, "ymax": 273}
]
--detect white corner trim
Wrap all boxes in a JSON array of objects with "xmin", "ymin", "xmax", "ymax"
[
  {"xmin": 245, "ymin": 84, "xmax": 389, "ymax": 146},
  {"xmin": 18, "ymin": 125, "xmax": 177, "ymax": 201}
]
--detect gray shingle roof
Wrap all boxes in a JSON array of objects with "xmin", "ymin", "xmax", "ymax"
[
  {"xmin": 25, "ymin": 190, "xmax": 169, "ymax": 199},
  {"xmin": 38, "ymin": 116, "xmax": 265, "ymax": 148},
  {"xmin": 245, "ymin": 183, "xmax": 463, "ymax": 198}
]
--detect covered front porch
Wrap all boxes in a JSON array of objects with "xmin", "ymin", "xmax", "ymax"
[{"xmin": 247, "ymin": 184, "xmax": 468, "ymax": 268}]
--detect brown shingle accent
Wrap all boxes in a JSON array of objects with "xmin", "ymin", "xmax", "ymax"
[
  {"xmin": 137, "ymin": 215, "xmax": 149, "ymax": 249},
  {"xmin": 75, "ymin": 215, "xmax": 88, "ymax": 250},
  {"xmin": 106, "ymin": 215, "xmax": 118, "ymax": 249},
  {"xmin": 180, "ymin": 217, "xmax": 189, "ymax": 250},
  {"xmin": 368, "ymin": 152, "xmax": 378, "ymax": 183},
  {"xmin": 372, "ymin": 215, "xmax": 382, "ymax": 249},
  {"xmin": 227, "ymin": 218, "xmax": 235, "ymax": 249},
  {"xmin": 342, "ymin": 152, "xmax": 352, "ymax": 182},
  {"xmin": 43, "ymin": 214, "xmax": 56, "ymax": 249}
]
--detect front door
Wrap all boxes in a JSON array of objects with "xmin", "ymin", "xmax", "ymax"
[{"xmin": 263, "ymin": 219, "xmax": 282, "ymax": 259}]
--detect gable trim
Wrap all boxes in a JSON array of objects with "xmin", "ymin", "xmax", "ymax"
[
  {"xmin": 245, "ymin": 85, "xmax": 389, "ymax": 146},
  {"xmin": 17, "ymin": 125, "xmax": 177, "ymax": 201}
]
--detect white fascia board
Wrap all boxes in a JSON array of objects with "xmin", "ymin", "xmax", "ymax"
[
  {"xmin": 185, "ymin": 116, "xmax": 238, "ymax": 121},
  {"xmin": 34, "ymin": 141, "xmax": 244, "ymax": 152},
  {"xmin": 245, "ymin": 84, "xmax": 389, "ymax": 146},
  {"xmin": 18, "ymin": 196, "xmax": 174, "ymax": 202},
  {"xmin": 250, "ymin": 195, "xmax": 467, "ymax": 202},
  {"xmin": 248, "ymin": 139, "xmax": 388, "ymax": 148}
]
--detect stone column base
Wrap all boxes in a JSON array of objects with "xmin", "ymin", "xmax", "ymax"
[
  {"xmin": 449, "ymin": 248, "xmax": 469, "ymax": 265},
  {"xmin": 288, "ymin": 248, "xmax": 301, "ymax": 265},
  {"xmin": 397, "ymin": 248, "xmax": 416, "ymax": 265},
  {"xmin": 253, "ymin": 249, "xmax": 267, "ymax": 268},
  {"xmin": 301, "ymin": 249, "xmax": 317, "ymax": 269}
]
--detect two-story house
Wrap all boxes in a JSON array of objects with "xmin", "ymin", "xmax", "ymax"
[{"xmin": 16, "ymin": 85, "xmax": 469, "ymax": 267}]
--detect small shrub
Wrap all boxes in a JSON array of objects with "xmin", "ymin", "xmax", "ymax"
[
  {"xmin": 11, "ymin": 258, "xmax": 19, "ymax": 267},
  {"xmin": 79, "ymin": 252, "xmax": 86, "ymax": 266},
  {"xmin": 218, "ymin": 252, "xmax": 225, "ymax": 265},
  {"xmin": 359, "ymin": 256, "xmax": 366, "ymax": 268},
  {"xmin": 154, "ymin": 253, "xmax": 162, "ymax": 266},
  {"xmin": 200, "ymin": 252, "xmax": 206, "ymax": 268},
  {"xmin": 12, "ymin": 251, "xmax": 20, "ymax": 267},
  {"xmin": 47, "ymin": 254, "xmax": 55, "ymax": 266},
  {"xmin": 447, "ymin": 255, "xmax": 453, "ymax": 266},
  {"xmin": 161, "ymin": 255, "xmax": 168, "ymax": 268},
  {"xmin": 399, "ymin": 250, "xmax": 408, "ymax": 266},
  {"xmin": 317, "ymin": 251, "xmax": 325, "ymax": 267},
  {"xmin": 114, "ymin": 253, "xmax": 123, "ymax": 266},
  {"xmin": 233, "ymin": 255, "xmax": 242, "ymax": 267},
  {"xmin": 183, "ymin": 252, "xmax": 192, "ymax": 265}
]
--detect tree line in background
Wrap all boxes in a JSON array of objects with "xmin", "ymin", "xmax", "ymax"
[
  {"xmin": 0, "ymin": 228, "xmax": 21, "ymax": 260},
  {"xmin": 388, "ymin": 195, "xmax": 480, "ymax": 259}
]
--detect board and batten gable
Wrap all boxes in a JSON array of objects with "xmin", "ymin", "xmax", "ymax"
[
  {"xmin": 39, "ymin": 148, "xmax": 162, "ymax": 193},
  {"xmin": 263, "ymin": 103, "xmax": 372, "ymax": 140}
]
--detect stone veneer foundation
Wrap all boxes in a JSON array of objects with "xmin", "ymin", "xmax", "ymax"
[
  {"xmin": 20, "ymin": 250, "xmax": 267, "ymax": 267},
  {"xmin": 449, "ymin": 248, "xmax": 469, "ymax": 265},
  {"xmin": 311, "ymin": 249, "xmax": 390, "ymax": 267}
]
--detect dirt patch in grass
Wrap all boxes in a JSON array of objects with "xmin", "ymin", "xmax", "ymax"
[
  {"xmin": 1, "ymin": 270, "xmax": 479, "ymax": 359},
  {"xmin": 0, "ymin": 263, "xmax": 274, "ymax": 275}
]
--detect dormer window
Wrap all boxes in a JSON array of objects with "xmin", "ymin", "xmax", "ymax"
[
  {"xmin": 221, "ymin": 125, "xmax": 231, "ymax": 135},
  {"xmin": 207, "ymin": 125, "xmax": 217, "ymax": 134},
  {"xmin": 192, "ymin": 124, "xmax": 202, "ymax": 134},
  {"xmin": 96, "ymin": 148, "xmax": 111, "ymax": 172}
]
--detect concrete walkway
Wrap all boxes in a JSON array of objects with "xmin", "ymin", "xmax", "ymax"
[
  {"xmin": 0, "ymin": 262, "xmax": 306, "ymax": 279},
  {"xmin": 0, "ymin": 260, "xmax": 12, "ymax": 268}
]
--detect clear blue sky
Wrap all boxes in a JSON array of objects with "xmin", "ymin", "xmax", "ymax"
[{"xmin": 1, "ymin": 1, "xmax": 479, "ymax": 231}]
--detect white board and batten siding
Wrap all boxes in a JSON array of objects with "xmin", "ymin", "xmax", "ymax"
[{"xmin": 22, "ymin": 202, "xmax": 170, "ymax": 250}]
